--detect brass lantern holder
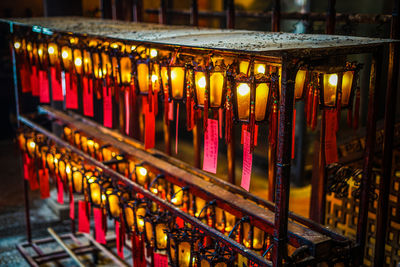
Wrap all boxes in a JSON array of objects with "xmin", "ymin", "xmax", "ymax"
[
  {"xmin": 196, "ymin": 241, "xmax": 235, "ymax": 267},
  {"xmin": 143, "ymin": 210, "xmax": 172, "ymax": 251},
  {"xmin": 166, "ymin": 227, "xmax": 202, "ymax": 267}
]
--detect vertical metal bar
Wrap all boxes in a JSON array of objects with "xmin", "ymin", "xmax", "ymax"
[
  {"xmin": 374, "ymin": 1, "xmax": 400, "ymax": 265},
  {"xmin": 132, "ymin": 0, "xmax": 143, "ymax": 22},
  {"xmin": 326, "ymin": 0, "xmax": 336, "ymax": 34},
  {"xmin": 11, "ymin": 22, "xmax": 32, "ymax": 244},
  {"xmin": 271, "ymin": 0, "xmax": 281, "ymax": 32},
  {"xmin": 227, "ymin": 128, "xmax": 235, "ymax": 185},
  {"xmin": 159, "ymin": 0, "xmax": 167, "ymax": 25},
  {"xmin": 355, "ymin": 47, "xmax": 382, "ymax": 266},
  {"xmin": 272, "ymin": 56, "xmax": 296, "ymax": 267},
  {"xmin": 190, "ymin": 0, "xmax": 199, "ymax": 27},
  {"xmin": 226, "ymin": 0, "xmax": 235, "ymax": 29}
]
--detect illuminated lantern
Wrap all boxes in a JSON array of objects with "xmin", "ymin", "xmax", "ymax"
[
  {"xmin": 197, "ymin": 244, "xmax": 235, "ymax": 267},
  {"xmin": 119, "ymin": 55, "xmax": 133, "ymax": 85},
  {"xmin": 47, "ymin": 42, "xmax": 59, "ymax": 66},
  {"xmin": 242, "ymin": 222, "xmax": 265, "ymax": 251},
  {"xmin": 104, "ymin": 188, "xmax": 124, "ymax": 219},
  {"xmin": 193, "ymin": 66, "xmax": 207, "ymax": 108},
  {"xmin": 170, "ymin": 185, "xmax": 186, "ymax": 207},
  {"xmin": 135, "ymin": 48, "xmax": 160, "ymax": 95},
  {"xmin": 254, "ymin": 62, "xmax": 267, "ymax": 75},
  {"xmin": 87, "ymin": 175, "xmax": 111, "ymax": 207},
  {"xmin": 167, "ymin": 227, "xmax": 201, "ymax": 267},
  {"xmin": 340, "ymin": 63, "xmax": 360, "ymax": 108},
  {"xmin": 294, "ymin": 69, "xmax": 307, "ymax": 100},
  {"xmin": 26, "ymin": 138, "xmax": 37, "ymax": 158},
  {"xmin": 134, "ymin": 164, "xmax": 149, "ymax": 186},
  {"xmin": 148, "ymin": 174, "xmax": 167, "ymax": 198},
  {"xmin": 253, "ymin": 73, "xmax": 272, "ymax": 122},
  {"xmin": 17, "ymin": 132, "xmax": 27, "ymax": 152},
  {"xmin": 61, "ymin": 45, "xmax": 73, "ymax": 71},
  {"xmin": 73, "ymin": 48, "xmax": 83, "ymax": 74},
  {"xmin": 144, "ymin": 211, "xmax": 171, "ymax": 250},
  {"xmin": 83, "ymin": 49, "xmax": 92, "ymax": 76},
  {"xmin": 71, "ymin": 166, "xmax": 84, "ymax": 193},
  {"xmin": 233, "ymin": 73, "xmax": 252, "ymax": 122},
  {"xmin": 37, "ymin": 42, "xmax": 48, "ymax": 68}
]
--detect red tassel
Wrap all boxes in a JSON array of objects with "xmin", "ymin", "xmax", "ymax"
[
  {"xmin": 353, "ymin": 89, "xmax": 360, "ymax": 130},
  {"xmin": 186, "ymin": 93, "xmax": 192, "ymax": 131},
  {"xmin": 306, "ymin": 85, "xmax": 313, "ymax": 127},
  {"xmin": 325, "ymin": 109, "xmax": 339, "ymax": 164},
  {"xmin": 203, "ymin": 94, "xmax": 208, "ymax": 132},
  {"xmin": 225, "ymin": 107, "xmax": 233, "ymax": 144}
]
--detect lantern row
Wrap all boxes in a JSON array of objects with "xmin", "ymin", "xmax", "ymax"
[
  {"xmin": 17, "ymin": 126, "xmax": 274, "ymax": 266},
  {"xmin": 13, "ymin": 32, "xmax": 362, "ymax": 152}
]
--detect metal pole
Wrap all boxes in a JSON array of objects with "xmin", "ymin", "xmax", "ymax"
[
  {"xmin": 191, "ymin": 0, "xmax": 199, "ymax": 26},
  {"xmin": 355, "ymin": 47, "xmax": 383, "ymax": 265},
  {"xmin": 272, "ymin": 57, "xmax": 296, "ymax": 266},
  {"xmin": 159, "ymin": 0, "xmax": 167, "ymax": 25},
  {"xmin": 226, "ymin": 0, "xmax": 235, "ymax": 29},
  {"xmin": 271, "ymin": 0, "xmax": 281, "ymax": 32},
  {"xmin": 326, "ymin": 0, "xmax": 336, "ymax": 34},
  {"xmin": 132, "ymin": 0, "xmax": 143, "ymax": 22},
  {"xmin": 373, "ymin": 1, "xmax": 400, "ymax": 265}
]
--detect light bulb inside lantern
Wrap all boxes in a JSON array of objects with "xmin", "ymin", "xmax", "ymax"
[
  {"xmin": 197, "ymin": 76, "xmax": 206, "ymax": 88},
  {"xmin": 256, "ymin": 64, "xmax": 265, "ymax": 74},
  {"xmin": 14, "ymin": 42, "xmax": 21, "ymax": 49},
  {"xmin": 62, "ymin": 51, "xmax": 69, "ymax": 59},
  {"xmin": 150, "ymin": 49, "xmax": 158, "ymax": 58},
  {"xmin": 238, "ymin": 83, "xmax": 250, "ymax": 96},
  {"xmin": 29, "ymin": 141, "xmax": 36, "ymax": 149},
  {"xmin": 139, "ymin": 167, "xmax": 147, "ymax": 176},
  {"xmin": 75, "ymin": 57, "xmax": 82, "ymax": 67},
  {"xmin": 151, "ymin": 74, "xmax": 158, "ymax": 83},
  {"xmin": 329, "ymin": 74, "xmax": 338, "ymax": 86},
  {"xmin": 48, "ymin": 46, "xmax": 55, "ymax": 55},
  {"xmin": 38, "ymin": 49, "xmax": 43, "ymax": 56}
]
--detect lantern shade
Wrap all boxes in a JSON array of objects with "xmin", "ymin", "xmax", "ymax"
[
  {"xmin": 254, "ymin": 82, "xmax": 270, "ymax": 122},
  {"xmin": 88, "ymin": 177, "xmax": 101, "ymax": 206},
  {"xmin": 137, "ymin": 60, "xmax": 149, "ymax": 94},
  {"xmin": 239, "ymin": 61, "xmax": 250, "ymax": 74},
  {"xmin": 170, "ymin": 66, "xmax": 185, "ymax": 100},
  {"xmin": 61, "ymin": 46, "xmax": 73, "ymax": 71},
  {"xmin": 194, "ymin": 70, "xmax": 206, "ymax": 108},
  {"xmin": 209, "ymin": 72, "xmax": 224, "ymax": 108},
  {"xmin": 135, "ymin": 165, "xmax": 148, "ymax": 186},
  {"xmin": 47, "ymin": 43, "xmax": 58, "ymax": 66},
  {"xmin": 124, "ymin": 203, "xmax": 135, "ymax": 230},
  {"xmin": 341, "ymin": 70, "xmax": 354, "ymax": 107},
  {"xmin": 322, "ymin": 73, "xmax": 339, "ymax": 107},
  {"xmin": 253, "ymin": 226, "xmax": 265, "ymax": 250},
  {"xmin": 72, "ymin": 167, "xmax": 84, "ymax": 193},
  {"xmin": 92, "ymin": 52, "xmax": 102, "ymax": 78},
  {"xmin": 135, "ymin": 203, "xmax": 146, "ymax": 233},
  {"xmin": 295, "ymin": 70, "xmax": 307, "ymax": 100},
  {"xmin": 236, "ymin": 83, "xmax": 251, "ymax": 121},
  {"xmin": 151, "ymin": 63, "xmax": 161, "ymax": 91},
  {"xmin": 254, "ymin": 63, "xmax": 266, "ymax": 74},
  {"xmin": 73, "ymin": 49, "xmax": 83, "ymax": 74},
  {"xmin": 101, "ymin": 52, "xmax": 112, "ymax": 77},
  {"xmin": 118, "ymin": 57, "xmax": 132, "ymax": 84},
  {"xmin": 83, "ymin": 50, "xmax": 92, "ymax": 75},
  {"xmin": 167, "ymin": 228, "xmax": 201, "ymax": 267},
  {"xmin": 106, "ymin": 189, "xmax": 121, "ymax": 218}
]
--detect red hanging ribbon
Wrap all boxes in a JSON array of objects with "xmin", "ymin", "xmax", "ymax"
[
  {"xmin": 324, "ymin": 109, "xmax": 339, "ymax": 165},
  {"xmin": 38, "ymin": 168, "xmax": 50, "ymax": 199},
  {"xmin": 83, "ymin": 77, "xmax": 94, "ymax": 117},
  {"xmin": 143, "ymin": 97, "xmax": 156, "ymax": 149},
  {"xmin": 39, "ymin": 70, "xmax": 50, "ymax": 103},
  {"xmin": 57, "ymin": 175, "xmax": 64, "ymax": 204},
  {"xmin": 31, "ymin": 66, "xmax": 40, "ymax": 97},
  {"xmin": 51, "ymin": 66, "xmax": 64, "ymax": 101},
  {"xmin": 66, "ymin": 71, "xmax": 78, "ymax": 109},
  {"xmin": 94, "ymin": 208, "xmax": 106, "ymax": 244},
  {"xmin": 311, "ymin": 87, "xmax": 318, "ymax": 131},
  {"xmin": 69, "ymin": 185, "xmax": 75, "ymax": 220},
  {"xmin": 78, "ymin": 200, "xmax": 90, "ymax": 233},
  {"xmin": 103, "ymin": 85, "xmax": 113, "ymax": 128},
  {"xmin": 306, "ymin": 84, "xmax": 313, "ymax": 127},
  {"xmin": 115, "ymin": 220, "xmax": 125, "ymax": 258},
  {"xmin": 20, "ymin": 65, "xmax": 31, "ymax": 93}
]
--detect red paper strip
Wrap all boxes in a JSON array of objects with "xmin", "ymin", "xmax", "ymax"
[
  {"xmin": 176, "ymin": 217, "xmax": 185, "ymax": 228},
  {"xmin": 29, "ymin": 165, "xmax": 39, "ymax": 191},
  {"xmin": 325, "ymin": 110, "xmax": 339, "ymax": 165},
  {"xmin": 254, "ymin": 124, "xmax": 258, "ymax": 146},
  {"xmin": 145, "ymin": 105, "xmax": 156, "ymax": 150},
  {"xmin": 39, "ymin": 168, "xmax": 50, "ymax": 199},
  {"xmin": 168, "ymin": 101, "xmax": 174, "ymax": 121},
  {"xmin": 69, "ymin": 190, "xmax": 75, "ymax": 220},
  {"xmin": 291, "ymin": 108, "xmax": 296, "ymax": 159},
  {"xmin": 23, "ymin": 154, "xmax": 30, "ymax": 180},
  {"xmin": 103, "ymin": 86, "xmax": 113, "ymax": 128},
  {"xmin": 175, "ymin": 103, "xmax": 179, "ymax": 154},
  {"xmin": 115, "ymin": 220, "xmax": 125, "ymax": 258},
  {"xmin": 125, "ymin": 88, "xmax": 130, "ymax": 135},
  {"xmin": 78, "ymin": 200, "xmax": 90, "ymax": 233},
  {"xmin": 66, "ymin": 72, "xmax": 78, "ymax": 109},
  {"xmin": 31, "ymin": 66, "xmax": 40, "ymax": 96},
  {"xmin": 241, "ymin": 130, "xmax": 253, "ymax": 191},
  {"xmin": 94, "ymin": 208, "xmax": 106, "ymax": 244},
  {"xmin": 50, "ymin": 67, "xmax": 64, "ymax": 101},
  {"xmin": 154, "ymin": 253, "xmax": 168, "ymax": 267},
  {"xmin": 83, "ymin": 77, "xmax": 94, "ymax": 117},
  {"xmin": 57, "ymin": 175, "xmax": 64, "ymax": 204},
  {"xmin": 39, "ymin": 70, "xmax": 50, "ymax": 103},
  {"xmin": 20, "ymin": 66, "xmax": 31, "ymax": 93},
  {"xmin": 218, "ymin": 108, "xmax": 223, "ymax": 139},
  {"xmin": 202, "ymin": 119, "xmax": 218, "ymax": 174}
]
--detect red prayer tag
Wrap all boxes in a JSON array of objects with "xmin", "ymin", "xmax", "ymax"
[
  {"xmin": 168, "ymin": 101, "xmax": 174, "ymax": 121},
  {"xmin": 176, "ymin": 217, "xmax": 185, "ymax": 228},
  {"xmin": 39, "ymin": 168, "xmax": 50, "ymax": 199},
  {"xmin": 50, "ymin": 67, "xmax": 63, "ymax": 101},
  {"xmin": 254, "ymin": 124, "xmax": 258, "ymax": 146},
  {"xmin": 83, "ymin": 77, "xmax": 94, "ymax": 117},
  {"xmin": 325, "ymin": 110, "xmax": 339, "ymax": 165},
  {"xmin": 57, "ymin": 175, "xmax": 64, "ymax": 204},
  {"xmin": 69, "ymin": 191, "xmax": 75, "ymax": 220},
  {"xmin": 115, "ymin": 220, "xmax": 124, "ymax": 258},
  {"xmin": 154, "ymin": 253, "xmax": 168, "ymax": 267},
  {"xmin": 125, "ymin": 89, "xmax": 130, "ymax": 135},
  {"xmin": 103, "ymin": 86, "xmax": 113, "ymax": 128},
  {"xmin": 78, "ymin": 200, "xmax": 90, "ymax": 233},
  {"xmin": 29, "ymin": 166, "xmax": 39, "ymax": 191},
  {"xmin": 94, "ymin": 208, "xmax": 106, "ymax": 244},
  {"xmin": 66, "ymin": 72, "xmax": 78, "ymax": 109},
  {"xmin": 202, "ymin": 119, "xmax": 218, "ymax": 174},
  {"xmin": 31, "ymin": 66, "xmax": 40, "ymax": 96},
  {"xmin": 241, "ymin": 130, "xmax": 252, "ymax": 191},
  {"xmin": 218, "ymin": 108, "xmax": 223, "ymax": 139},
  {"xmin": 23, "ymin": 154, "xmax": 30, "ymax": 180},
  {"xmin": 145, "ymin": 107, "xmax": 155, "ymax": 150},
  {"xmin": 20, "ymin": 66, "xmax": 31, "ymax": 93},
  {"xmin": 39, "ymin": 70, "xmax": 50, "ymax": 103}
]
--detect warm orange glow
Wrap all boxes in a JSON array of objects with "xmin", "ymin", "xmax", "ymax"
[
  {"xmin": 170, "ymin": 67, "xmax": 185, "ymax": 99},
  {"xmin": 14, "ymin": 42, "xmax": 21, "ymax": 49},
  {"xmin": 236, "ymin": 83, "xmax": 251, "ymax": 120},
  {"xmin": 255, "ymin": 83, "xmax": 269, "ymax": 121}
]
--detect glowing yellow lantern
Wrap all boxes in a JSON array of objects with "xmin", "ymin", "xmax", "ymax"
[
  {"xmin": 47, "ymin": 43, "xmax": 58, "ymax": 66},
  {"xmin": 294, "ymin": 69, "xmax": 307, "ymax": 100}
]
